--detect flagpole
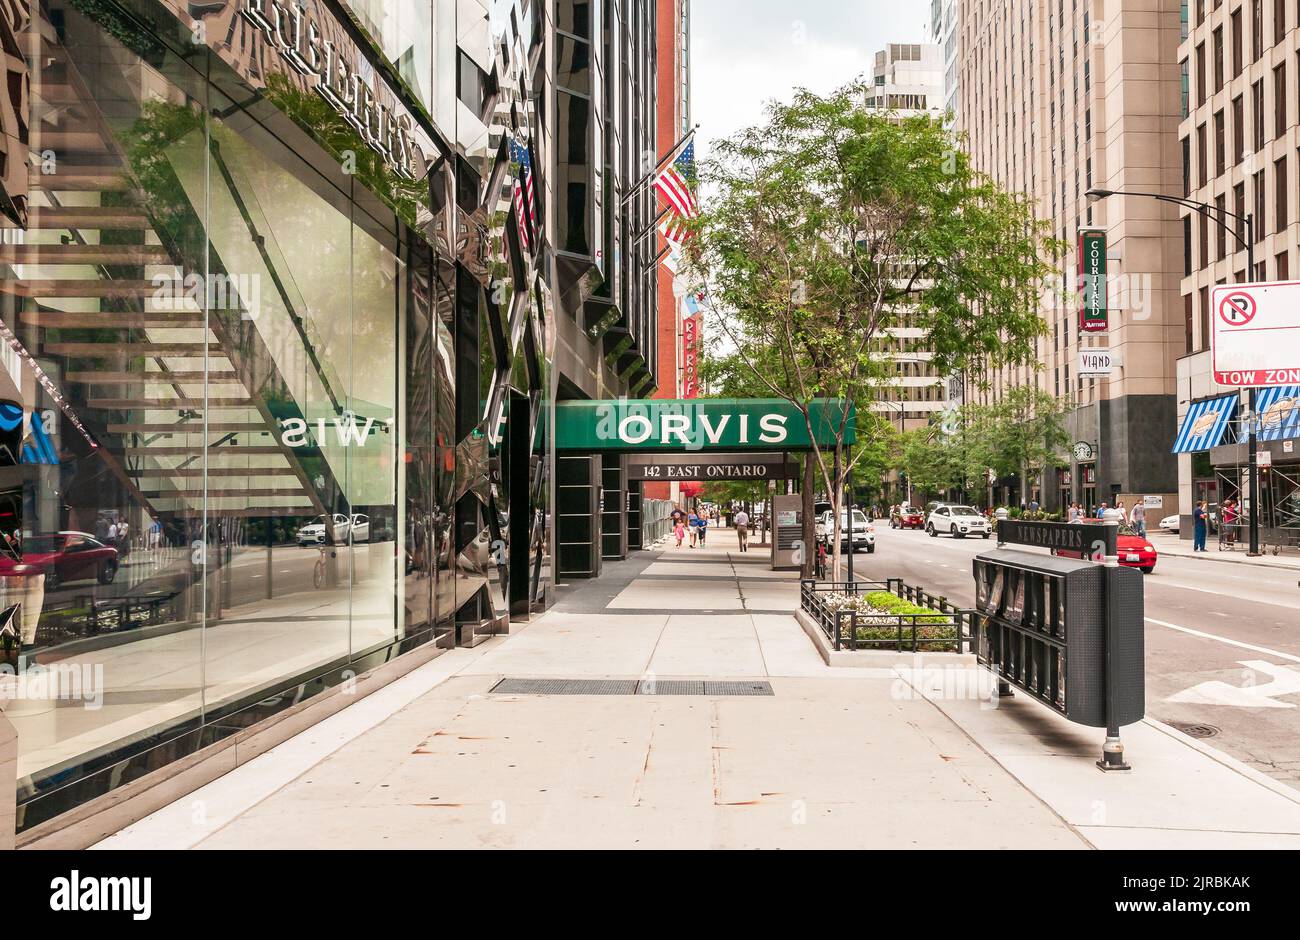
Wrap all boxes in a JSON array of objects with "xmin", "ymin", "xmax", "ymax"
[
  {"xmin": 635, "ymin": 206, "xmax": 671, "ymax": 243},
  {"xmin": 620, "ymin": 124, "xmax": 699, "ymax": 207}
]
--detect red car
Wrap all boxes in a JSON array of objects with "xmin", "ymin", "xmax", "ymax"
[
  {"xmin": 0, "ymin": 531, "xmax": 120, "ymax": 589},
  {"xmin": 890, "ymin": 505, "xmax": 925, "ymax": 529},
  {"xmin": 1054, "ymin": 522, "xmax": 1158, "ymax": 574}
]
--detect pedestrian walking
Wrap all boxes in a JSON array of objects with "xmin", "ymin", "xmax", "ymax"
[
  {"xmin": 734, "ymin": 508, "xmax": 750, "ymax": 552},
  {"xmin": 1096, "ymin": 502, "xmax": 1108, "ymax": 519},
  {"xmin": 674, "ymin": 518, "xmax": 686, "ymax": 548},
  {"xmin": 695, "ymin": 513, "xmax": 708, "ymax": 546},
  {"xmin": 1193, "ymin": 500, "xmax": 1209, "ymax": 551},
  {"xmin": 687, "ymin": 512, "xmax": 699, "ymax": 548},
  {"xmin": 1129, "ymin": 499, "xmax": 1146, "ymax": 537}
]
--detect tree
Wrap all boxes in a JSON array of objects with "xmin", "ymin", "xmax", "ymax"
[
  {"xmin": 899, "ymin": 425, "xmax": 964, "ymax": 500},
  {"xmin": 692, "ymin": 81, "xmax": 1058, "ymax": 578},
  {"xmin": 974, "ymin": 385, "xmax": 1070, "ymax": 505}
]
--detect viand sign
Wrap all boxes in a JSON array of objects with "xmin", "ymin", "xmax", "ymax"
[
  {"xmin": 1078, "ymin": 348, "xmax": 1119, "ymax": 377},
  {"xmin": 555, "ymin": 399, "xmax": 854, "ymax": 451}
]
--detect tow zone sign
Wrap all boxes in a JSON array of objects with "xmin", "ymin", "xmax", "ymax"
[{"xmin": 1211, "ymin": 282, "xmax": 1300, "ymax": 386}]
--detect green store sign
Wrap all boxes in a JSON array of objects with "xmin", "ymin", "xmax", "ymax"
[
  {"xmin": 555, "ymin": 398, "xmax": 855, "ymax": 451},
  {"xmin": 1078, "ymin": 229, "xmax": 1108, "ymax": 333}
]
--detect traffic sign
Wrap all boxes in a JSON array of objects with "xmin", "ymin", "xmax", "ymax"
[
  {"xmin": 1218, "ymin": 291, "xmax": 1255, "ymax": 326},
  {"xmin": 1211, "ymin": 282, "xmax": 1300, "ymax": 386}
]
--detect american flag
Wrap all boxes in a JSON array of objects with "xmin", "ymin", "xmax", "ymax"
[
  {"xmin": 509, "ymin": 138, "xmax": 537, "ymax": 250},
  {"xmin": 655, "ymin": 137, "xmax": 697, "ymax": 245}
]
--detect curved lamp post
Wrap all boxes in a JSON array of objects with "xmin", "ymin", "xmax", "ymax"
[{"xmin": 1085, "ymin": 188, "xmax": 1260, "ymax": 556}]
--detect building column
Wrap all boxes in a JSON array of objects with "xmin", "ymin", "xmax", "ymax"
[
  {"xmin": 601, "ymin": 454, "xmax": 628, "ymax": 560},
  {"xmin": 626, "ymin": 479, "xmax": 643, "ymax": 551},
  {"xmin": 557, "ymin": 454, "xmax": 602, "ymax": 579}
]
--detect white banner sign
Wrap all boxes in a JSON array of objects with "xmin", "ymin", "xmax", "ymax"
[{"xmin": 1078, "ymin": 348, "xmax": 1120, "ymax": 376}]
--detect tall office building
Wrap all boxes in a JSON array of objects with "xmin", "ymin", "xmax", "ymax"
[
  {"xmin": 866, "ymin": 43, "xmax": 950, "ymax": 436},
  {"xmin": 932, "ymin": 0, "xmax": 961, "ymax": 121},
  {"xmin": 1175, "ymin": 0, "xmax": 1300, "ymax": 534},
  {"xmin": 0, "ymin": 0, "xmax": 661, "ymax": 833},
  {"xmin": 957, "ymin": 1, "xmax": 1185, "ymax": 512}
]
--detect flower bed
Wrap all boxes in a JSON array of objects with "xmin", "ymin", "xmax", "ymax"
[{"xmin": 799, "ymin": 579, "xmax": 971, "ymax": 653}]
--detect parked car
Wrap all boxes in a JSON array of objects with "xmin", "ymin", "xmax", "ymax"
[
  {"xmin": 3, "ymin": 531, "xmax": 119, "ymax": 589},
  {"xmin": 296, "ymin": 513, "xmax": 351, "ymax": 546},
  {"xmin": 1157, "ymin": 509, "xmax": 1218, "ymax": 535},
  {"xmin": 926, "ymin": 504, "xmax": 991, "ymax": 539},
  {"xmin": 1055, "ymin": 521, "xmax": 1158, "ymax": 574},
  {"xmin": 815, "ymin": 509, "xmax": 875, "ymax": 553},
  {"xmin": 890, "ymin": 504, "xmax": 925, "ymax": 529}
]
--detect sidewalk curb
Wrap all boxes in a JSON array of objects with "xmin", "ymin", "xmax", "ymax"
[{"xmin": 1142, "ymin": 717, "xmax": 1300, "ymax": 806}]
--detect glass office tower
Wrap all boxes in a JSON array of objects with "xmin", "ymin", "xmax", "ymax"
[{"xmin": 0, "ymin": 0, "xmax": 588, "ymax": 832}]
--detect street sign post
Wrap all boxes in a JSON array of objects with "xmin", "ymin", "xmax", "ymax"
[{"xmin": 1209, "ymin": 281, "xmax": 1300, "ymax": 556}]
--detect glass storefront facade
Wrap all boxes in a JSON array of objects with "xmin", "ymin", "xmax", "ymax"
[
  {"xmin": 0, "ymin": 0, "xmax": 664, "ymax": 837},
  {"xmin": 0, "ymin": 0, "xmax": 558, "ymax": 831}
]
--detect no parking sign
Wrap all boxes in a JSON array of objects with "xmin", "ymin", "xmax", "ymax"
[{"xmin": 1210, "ymin": 282, "xmax": 1300, "ymax": 386}]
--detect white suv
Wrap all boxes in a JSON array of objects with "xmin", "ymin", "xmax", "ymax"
[
  {"xmin": 815, "ymin": 509, "xmax": 875, "ymax": 553},
  {"xmin": 927, "ymin": 504, "xmax": 991, "ymax": 539}
]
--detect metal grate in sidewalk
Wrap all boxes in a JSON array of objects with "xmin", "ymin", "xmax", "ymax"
[{"xmin": 490, "ymin": 678, "xmax": 774, "ymax": 696}]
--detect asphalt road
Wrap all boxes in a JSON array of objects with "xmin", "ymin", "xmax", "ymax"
[{"xmin": 852, "ymin": 523, "xmax": 1300, "ymax": 791}]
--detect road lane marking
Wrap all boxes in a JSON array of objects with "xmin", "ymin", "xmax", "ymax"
[
  {"xmin": 1167, "ymin": 660, "xmax": 1300, "ymax": 708},
  {"xmin": 1146, "ymin": 617, "xmax": 1300, "ymax": 664}
]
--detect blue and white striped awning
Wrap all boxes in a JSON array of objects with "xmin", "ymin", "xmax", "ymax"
[
  {"xmin": 1255, "ymin": 385, "xmax": 1300, "ymax": 442},
  {"xmin": 1172, "ymin": 394, "xmax": 1238, "ymax": 453}
]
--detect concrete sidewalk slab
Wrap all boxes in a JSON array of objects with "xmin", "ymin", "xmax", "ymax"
[
  {"xmin": 646, "ymin": 614, "xmax": 768, "ymax": 676},
  {"xmin": 143, "ymin": 674, "xmax": 1086, "ymax": 850},
  {"xmin": 910, "ymin": 669, "xmax": 1300, "ymax": 849},
  {"xmin": 607, "ymin": 578, "xmax": 745, "ymax": 610}
]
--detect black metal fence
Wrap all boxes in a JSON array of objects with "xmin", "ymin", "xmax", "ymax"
[{"xmin": 799, "ymin": 578, "xmax": 976, "ymax": 653}]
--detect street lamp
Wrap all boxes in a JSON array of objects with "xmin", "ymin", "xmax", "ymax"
[{"xmin": 1085, "ymin": 187, "xmax": 1261, "ymax": 557}]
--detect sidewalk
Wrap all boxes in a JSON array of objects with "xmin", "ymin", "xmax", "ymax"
[
  {"xmin": 90, "ymin": 527, "xmax": 1300, "ymax": 850},
  {"xmin": 1147, "ymin": 529, "xmax": 1300, "ymax": 570}
]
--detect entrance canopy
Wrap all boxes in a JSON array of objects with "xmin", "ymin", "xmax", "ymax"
[
  {"xmin": 555, "ymin": 398, "xmax": 854, "ymax": 451},
  {"xmin": 1257, "ymin": 386, "xmax": 1300, "ymax": 442},
  {"xmin": 1172, "ymin": 394, "xmax": 1237, "ymax": 453}
]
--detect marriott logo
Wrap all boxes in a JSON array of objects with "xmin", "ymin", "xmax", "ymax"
[{"xmin": 49, "ymin": 870, "xmax": 152, "ymax": 921}]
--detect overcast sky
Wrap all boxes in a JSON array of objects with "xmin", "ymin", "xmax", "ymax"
[{"xmin": 691, "ymin": 1, "xmax": 931, "ymax": 160}]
